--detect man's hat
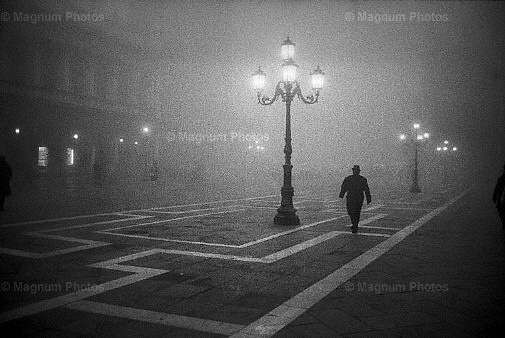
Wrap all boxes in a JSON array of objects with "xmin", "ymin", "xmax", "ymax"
[{"xmin": 352, "ymin": 165, "xmax": 360, "ymax": 171}]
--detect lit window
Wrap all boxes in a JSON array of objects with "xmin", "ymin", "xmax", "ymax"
[
  {"xmin": 38, "ymin": 147, "xmax": 49, "ymax": 167},
  {"xmin": 66, "ymin": 148, "xmax": 74, "ymax": 165}
]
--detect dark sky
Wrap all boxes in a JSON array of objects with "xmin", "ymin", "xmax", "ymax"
[{"xmin": 10, "ymin": 0, "xmax": 505, "ymax": 176}]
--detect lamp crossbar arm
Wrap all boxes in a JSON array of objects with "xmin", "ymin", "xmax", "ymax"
[
  {"xmin": 257, "ymin": 82, "xmax": 284, "ymax": 105},
  {"xmin": 296, "ymin": 83, "xmax": 320, "ymax": 104}
]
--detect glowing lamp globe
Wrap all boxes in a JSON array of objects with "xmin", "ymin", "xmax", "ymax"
[
  {"xmin": 252, "ymin": 67, "xmax": 266, "ymax": 92},
  {"xmin": 282, "ymin": 59, "xmax": 298, "ymax": 83},
  {"xmin": 311, "ymin": 65, "xmax": 325, "ymax": 91},
  {"xmin": 281, "ymin": 37, "xmax": 295, "ymax": 61}
]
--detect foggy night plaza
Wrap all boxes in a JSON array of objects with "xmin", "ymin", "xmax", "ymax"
[{"xmin": 1, "ymin": 1, "xmax": 504, "ymax": 337}]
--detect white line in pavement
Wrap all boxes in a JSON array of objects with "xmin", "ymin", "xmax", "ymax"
[
  {"xmin": 142, "ymin": 194, "xmax": 277, "ymax": 210},
  {"xmin": 0, "ymin": 215, "xmax": 153, "ymax": 258},
  {"xmin": 244, "ymin": 206, "xmax": 279, "ymax": 210},
  {"xmin": 294, "ymin": 199, "xmax": 340, "ymax": 203},
  {"xmin": 391, "ymin": 201, "xmax": 420, "ymax": 205},
  {"xmin": 100, "ymin": 208, "xmax": 246, "ymax": 232},
  {"xmin": 261, "ymin": 214, "xmax": 387, "ymax": 262},
  {"xmin": 95, "ymin": 233, "xmax": 245, "ymax": 248},
  {"xmin": 238, "ymin": 215, "xmax": 349, "ymax": 248},
  {"xmin": 345, "ymin": 224, "xmax": 401, "ymax": 231},
  {"xmin": 37, "ymin": 215, "xmax": 154, "ymax": 233},
  {"xmin": 146, "ymin": 204, "xmax": 244, "ymax": 214},
  {"xmin": 0, "ymin": 250, "xmax": 167, "ymax": 324},
  {"xmin": 383, "ymin": 207, "xmax": 433, "ymax": 211},
  {"xmin": 320, "ymin": 204, "xmax": 384, "ymax": 213},
  {"xmin": 146, "ymin": 215, "xmax": 388, "ymax": 263},
  {"xmin": 363, "ymin": 204, "xmax": 383, "ymax": 211},
  {"xmin": 159, "ymin": 249, "xmax": 266, "ymax": 262},
  {"xmin": 0, "ymin": 213, "xmax": 389, "ymax": 326},
  {"xmin": 351, "ymin": 232, "xmax": 390, "ymax": 238},
  {"xmin": 144, "ymin": 205, "xmax": 243, "ymax": 214},
  {"xmin": 0, "ymin": 213, "xmax": 116, "ymax": 228},
  {"xmin": 0, "ymin": 194, "xmax": 277, "ymax": 228},
  {"xmin": 0, "ymin": 241, "xmax": 109, "ymax": 259},
  {"xmin": 97, "ymin": 214, "xmax": 350, "ymax": 249},
  {"xmin": 0, "ymin": 231, "xmax": 111, "ymax": 259},
  {"xmin": 230, "ymin": 189, "xmax": 470, "ymax": 337},
  {"xmin": 64, "ymin": 301, "xmax": 244, "ymax": 336},
  {"xmin": 417, "ymin": 196, "xmax": 437, "ymax": 203}
]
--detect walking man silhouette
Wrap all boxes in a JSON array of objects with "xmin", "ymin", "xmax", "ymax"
[
  {"xmin": 0, "ymin": 154, "xmax": 13, "ymax": 211},
  {"xmin": 493, "ymin": 163, "xmax": 505, "ymax": 233},
  {"xmin": 339, "ymin": 165, "xmax": 371, "ymax": 233}
]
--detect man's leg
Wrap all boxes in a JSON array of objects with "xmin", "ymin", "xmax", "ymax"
[
  {"xmin": 0, "ymin": 195, "xmax": 5, "ymax": 211},
  {"xmin": 349, "ymin": 213, "xmax": 359, "ymax": 233},
  {"xmin": 499, "ymin": 208, "xmax": 505, "ymax": 233}
]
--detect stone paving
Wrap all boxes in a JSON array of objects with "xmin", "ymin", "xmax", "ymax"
[{"xmin": 0, "ymin": 185, "xmax": 504, "ymax": 337}]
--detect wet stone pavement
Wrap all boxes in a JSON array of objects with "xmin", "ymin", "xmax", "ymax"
[{"xmin": 0, "ymin": 185, "xmax": 504, "ymax": 337}]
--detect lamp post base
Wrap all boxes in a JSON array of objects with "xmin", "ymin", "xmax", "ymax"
[
  {"xmin": 274, "ymin": 207, "xmax": 300, "ymax": 225},
  {"xmin": 410, "ymin": 185, "xmax": 421, "ymax": 193}
]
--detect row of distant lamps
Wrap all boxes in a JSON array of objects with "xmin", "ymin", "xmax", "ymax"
[
  {"xmin": 398, "ymin": 124, "xmax": 458, "ymax": 151},
  {"xmin": 399, "ymin": 123, "xmax": 430, "ymax": 141},
  {"xmin": 115, "ymin": 126, "xmax": 151, "ymax": 145},
  {"xmin": 13, "ymin": 127, "xmax": 150, "ymax": 146},
  {"xmin": 15, "ymin": 128, "xmax": 80, "ymax": 140},
  {"xmin": 437, "ymin": 140, "xmax": 457, "ymax": 152}
]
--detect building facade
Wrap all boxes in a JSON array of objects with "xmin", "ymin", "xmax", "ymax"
[{"xmin": 0, "ymin": 18, "xmax": 168, "ymax": 186}]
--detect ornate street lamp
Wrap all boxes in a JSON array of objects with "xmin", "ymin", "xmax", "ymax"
[
  {"xmin": 252, "ymin": 38, "xmax": 324, "ymax": 225},
  {"xmin": 400, "ymin": 123, "xmax": 430, "ymax": 193},
  {"xmin": 436, "ymin": 140, "xmax": 457, "ymax": 153},
  {"xmin": 435, "ymin": 140, "xmax": 458, "ymax": 187}
]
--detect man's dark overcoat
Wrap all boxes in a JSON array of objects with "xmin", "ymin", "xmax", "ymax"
[
  {"xmin": 339, "ymin": 174, "xmax": 371, "ymax": 214},
  {"xmin": 493, "ymin": 174, "xmax": 505, "ymax": 212},
  {"xmin": 0, "ymin": 158, "xmax": 12, "ymax": 197}
]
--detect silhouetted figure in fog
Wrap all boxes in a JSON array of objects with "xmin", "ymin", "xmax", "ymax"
[
  {"xmin": 149, "ymin": 162, "xmax": 159, "ymax": 181},
  {"xmin": 0, "ymin": 155, "xmax": 13, "ymax": 211},
  {"xmin": 93, "ymin": 161, "xmax": 104, "ymax": 185},
  {"xmin": 493, "ymin": 163, "xmax": 505, "ymax": 232},
  {"xmin": 339, "ymin": 165, "xmax": 371, "ymax": 233}
]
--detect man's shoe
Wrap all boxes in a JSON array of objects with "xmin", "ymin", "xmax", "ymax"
[{"xmin": 351, "ymin": 226, "xmax": 357, "ymax": 233}]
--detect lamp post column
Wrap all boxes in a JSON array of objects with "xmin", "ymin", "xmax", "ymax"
[
  {"xmin": 274, "ymin": 84, "xmax": 300, "ymax": 225},
  {"xmin": 252, "ymin": 38, "xmax": 324, "ymax": 226},
  {"xmin": 411, "ymin": 141, "xmax": 421, "ymax": 193}
]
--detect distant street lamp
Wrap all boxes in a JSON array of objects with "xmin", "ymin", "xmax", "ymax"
[
  {"xmin": 436, "ymin": 140, "xmax": 458, "ymax": 186},
  {"xmin": 400, "ymin": 123, "xmax": 430, "ymax": 193},
  {"xmin": 436, "ymin": 140, "xmax": 457, "ymax": 153},
  {"xmin": 252, "ymin": 37, "xmax": 324, "ymax": 225}
]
